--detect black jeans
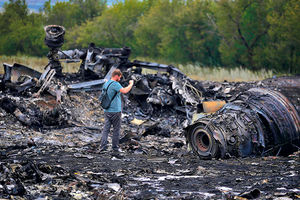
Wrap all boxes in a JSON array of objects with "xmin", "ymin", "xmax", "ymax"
[{"xmin": 100, "ymin": 112, "xmax": 121, "ymax": 150}]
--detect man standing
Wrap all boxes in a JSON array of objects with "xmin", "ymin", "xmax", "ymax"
[{"xmin": 99, "ymin": 69, "xmax": 134, "ymax": 153}]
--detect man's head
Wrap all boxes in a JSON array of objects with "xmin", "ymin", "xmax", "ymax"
[{"xmin": 111, "ymin": 69, "xmax": 122, "ymax": 82}]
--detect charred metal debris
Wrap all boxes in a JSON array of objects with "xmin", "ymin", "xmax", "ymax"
[
  {"xmin": 186, "ymin": 88, "xmax": 300, "ymax": 159},
  {"xmin": 1, "ymin": 25, "xmax": 300, "ymax": 159}
]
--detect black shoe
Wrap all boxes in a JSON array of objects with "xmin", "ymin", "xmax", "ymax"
[
  {"xmin": 112, "ymin": 148, "xmax": 124, "ymax": 153},
  {"xmin": 96, "ymin": 147, "xmax": 108, "ymax": 153}
]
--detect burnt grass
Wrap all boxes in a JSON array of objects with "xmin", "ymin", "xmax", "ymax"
[{"xmin": 0, "ymin": 75, "xmax": 300, "ymax": 199}]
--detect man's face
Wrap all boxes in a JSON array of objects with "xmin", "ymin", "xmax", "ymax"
[{"xmin": 116, "ymin": 75, "xmax": 122, "ymax": 82}]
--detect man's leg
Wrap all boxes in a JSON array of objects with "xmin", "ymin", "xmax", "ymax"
[
  {"xmin": 100, "ymin": 112, "xmax": 112, "ymax": 150},
  {"xmin": 111, "ymin": 112, "xmax": 121, "ymax": 151}
]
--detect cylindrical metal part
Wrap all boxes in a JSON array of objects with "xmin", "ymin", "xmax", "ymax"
[
  {"xmin": 44, "ymin": 25, "xmax": 65, "ymax": 49},
  {"xmin": 186, "ymin": 88, "xmax": 300, "ymax": 159}
]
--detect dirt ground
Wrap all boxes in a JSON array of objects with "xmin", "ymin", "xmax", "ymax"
[{"xmin": 1, "ymin": 133, "xmax": 299, "ymax": 199}]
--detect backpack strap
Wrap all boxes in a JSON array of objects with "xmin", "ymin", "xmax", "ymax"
[
  {"xmin": 105, "ymin": 81, "xmax": 115, "ymax": 91},
  {"xmin": 110, "ymin": 89, "xmax": 118, "ymax": 103},
  {"xmin": 106, "ymin": 81, "xmax": 118, "ymax": 103}
]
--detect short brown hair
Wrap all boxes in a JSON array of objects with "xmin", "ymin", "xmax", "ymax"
[{"xmin": 112, "ymin": 69, "xmax": 122, "ymax": 77}]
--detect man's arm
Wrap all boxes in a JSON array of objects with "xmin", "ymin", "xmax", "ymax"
[{"xmin": 120, "ymin": 80, "xmax": 134, "ymax": 94}]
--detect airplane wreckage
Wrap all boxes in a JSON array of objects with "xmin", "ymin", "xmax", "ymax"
[{"xmin": 1, "ymin": 25, "xmax": 299, "ymax": 160}]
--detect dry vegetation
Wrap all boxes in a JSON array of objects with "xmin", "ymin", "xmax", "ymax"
[
  {"xmin": 178, "ymin": 64, "xmax": 274, "ymax": 82},
  {"xmin": 0, "ymin": 55, "xmax": 274, "ymax": 82},
  {"xmin": 138, "ymin": 57, "xmax": 275, "ymax": 82},
  {"xmin": 0, "ymin": 55, "xmax": 79, "ymax": 74}
]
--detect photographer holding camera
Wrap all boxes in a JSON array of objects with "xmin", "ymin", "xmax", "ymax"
[{"xmin": 98, "ymin": 69, "xmax": 134, "ymax": 153}]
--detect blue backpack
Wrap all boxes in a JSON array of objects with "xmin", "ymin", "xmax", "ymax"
[{"xmin": 99, "ymin": 81, "xmax": 117, "ymax": 109}]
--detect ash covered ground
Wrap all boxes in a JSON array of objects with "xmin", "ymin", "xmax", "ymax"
[{"xmin": 0, "ymin": 74, "xmax": 299, "ymax": 199}]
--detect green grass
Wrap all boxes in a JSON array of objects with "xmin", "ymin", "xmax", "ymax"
[{"xmin": 0, "ymin": 55, "xmax": 274, "ymax": 82}]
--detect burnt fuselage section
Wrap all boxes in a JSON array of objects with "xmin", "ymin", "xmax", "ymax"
[{"xmin": 185, "ymin": 88, "xmax": 300, "ymax": 159}]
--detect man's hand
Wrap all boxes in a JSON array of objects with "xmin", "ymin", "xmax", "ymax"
[{"xmin": 120, "ymin": 80, "xmax": 134, "ymax": 94}]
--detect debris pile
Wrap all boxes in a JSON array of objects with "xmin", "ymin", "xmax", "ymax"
[
  {"xmin": 0, "ymin": 25, "xmax": 299, "ymax": 199},
  {"xmin": 0, "ymin": 96, "xmax": 71, "ymax": 128}
]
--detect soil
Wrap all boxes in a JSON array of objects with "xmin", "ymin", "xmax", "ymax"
[{"xmin": 1, "ymin": 141, "xmax": 299, "ymax": 199}]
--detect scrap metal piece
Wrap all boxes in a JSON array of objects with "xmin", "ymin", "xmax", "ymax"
[
  {"xmin": 68, "ymin": 79, "xmax": 106, "ymax": 92},
  {"xmin": 39, "ymin": 65, "xmax": 51, "ymax": 83},
  {"xmin": 44, "ymin": 25, "xmax": 66, "ymax": 76},
  {"xmin": 131, "ymin": 60, "xmax": 186, "ymax": 78},
  {"xmin": 17, "ymin": 77, "xmax": 38, "ymax": 93},
  {"xmin": 55, "ymin": 82, "xmax": 64, "ymax": 103},
  {"xmin": 33, "ymin": 68, "xmax": 56, "ymax": 97},
  {"xmin": 44, "ymin": 25, "xmax": 65, "ymax": 49},
  {"xmin": 2, "ymin": 62, "xmax": 63, "ymax": 99},
  {"xmin": 185, "ymin": 88, "xmax": 300, "ymax": 159},
  {"xmin": 104, "ymin": 63, "xmax": 120, "ymax": 81},
  {"xmin": 45, "ymin": 82, "xmax": 67, "ymax": 103},
  {"xmin": 1, "ymin": 63, "xmax": 42, "ymax": 93},
  {"xmin": 171, "ymin": 76, "xmax": 202, "ymax": 106},
  {"xmin": 146, "ymin": 87, "xmax": 176, "ymax": 106},
  {"xmin": 2, "ymin": 63, "xmax": 41, "ymax": 83},
  {"xmin": 84, "ymin": 46, "xmax": 94, "ymax": 70},
  {"xmin": 147, "ymin": 96, "xmax": 175, "ymax": 106}
]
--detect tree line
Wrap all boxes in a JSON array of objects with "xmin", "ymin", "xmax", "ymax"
[{"xmin": 0, "ymin": 0, "xmax": 299, "ymax": 73}]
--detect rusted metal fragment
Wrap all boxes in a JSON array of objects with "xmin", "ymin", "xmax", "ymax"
[{"xmin": 185, "ymin": 88, "xmax": 300, "ymax": 159}]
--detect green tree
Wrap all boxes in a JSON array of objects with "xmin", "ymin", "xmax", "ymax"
[
  {"xmin": 0, "ymin": 0, "xmax": 28, "ymax": 35},
  {"xmin": 65, "ymin": 0, "xmax": 147, "ymax": 51},
  {"xmin": 134, "ymin": 0, "xmax": 220, "ymax": 64},
  {"xmin": 43, "ymin": 0, "xmax": 107, "ymax": 29},
  {"xmin": 134, "ymin": 0, "xmax": 179, "ymax": 58},
  {"xmin": 71, "ymin": 0, "xmax": 107, "ymax": 23},
  {"xmin": 213, "ymin": 0, "xmax": 270, "ymax": 70},
  {"xmin": 158, "ymin": 0, "xmax": 221, "ymax": 64},
  {"xmin": 264, "ymin": 0, "xmax": 300, "ymax": 73},
  {"xmin": 0, "ymin": 0, "xmax": 47, "ymax": 56},
  {"xmin": 43, "ymin": 0, "xmax": 81, "ymax": 29}
]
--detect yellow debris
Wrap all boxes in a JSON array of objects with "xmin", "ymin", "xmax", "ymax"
[{"xmin": 131, "ymin": 118, "xmax": 146, "ymax": 125}]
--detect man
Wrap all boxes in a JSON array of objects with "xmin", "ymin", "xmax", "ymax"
[{"xmin": 99, "ymin": 69, "xmax": 134, "ymax": 153}]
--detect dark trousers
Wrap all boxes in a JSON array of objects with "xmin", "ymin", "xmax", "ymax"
[{"xmin": 100, "ymin": 112, "xmax": 121, "ymax": 150}]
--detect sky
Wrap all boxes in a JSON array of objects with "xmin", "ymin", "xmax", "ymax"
[{"xmin": 0, "ymin": 0, "xmax": 115, "ymax": 12}]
